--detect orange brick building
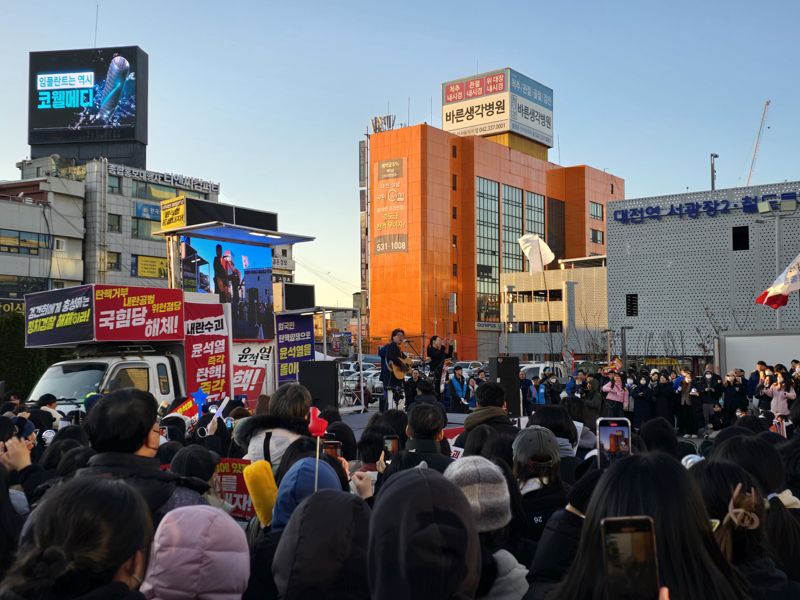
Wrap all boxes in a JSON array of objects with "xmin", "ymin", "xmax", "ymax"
[{"xmin": 367, "ymin": 123, "xmax": 623, "ymax": 360}]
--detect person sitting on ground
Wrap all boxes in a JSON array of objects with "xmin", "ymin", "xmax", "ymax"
[
  {"xmin": 0, "ymin": 477, "xmax": 152, "ymax": 600},
  {"xmin": 403, "ymin": 403, "xmax": 453, "ymax": 473},
  {"xmin": 453, "ymin": 383, "xmax": 519, "ymax": 449},
  {"xmin": 141, "ymin": 505, "xmax": 250, "ymax": 600}
]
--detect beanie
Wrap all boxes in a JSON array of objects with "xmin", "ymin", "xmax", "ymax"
[
  {"xmin": 170, "ymin": 445, "xmax": 220, "ymax": 482},
  {"xmin": 444, "ymin": 456, "xmax": 512, "ymax": 533},
  {"xmin": 567, "ymin": 469, "xmax": 602, "ymax": 515}
]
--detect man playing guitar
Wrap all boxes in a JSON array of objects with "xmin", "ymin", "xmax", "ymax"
[{"xmin": 380, "ymin": 328, "xmax": 412, "ymax": 411}]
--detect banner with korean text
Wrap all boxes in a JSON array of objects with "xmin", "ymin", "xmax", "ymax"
[
  {"xmin": 214, "ymin": 459, "xmax": 255, "ymax": 520},
  {"xmin": 94, "ymin": 285, "xmax": 184, "ymax": 342},
  {"xmin": 25, "ymin": 285, "xmax": 94, "ymax": 347},
  {"xmin": 232, "ymin": 342, "xmax": 275, "ymax": 399},
  {"xmin": 275, "ymin": 314, "xmax": 314, "ymax": 384},
  {"xmin": 184, "ymin": 302, "xmax": 231, "ymax": 415}
]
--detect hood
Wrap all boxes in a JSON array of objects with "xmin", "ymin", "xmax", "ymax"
[
  {"xmin": 271, "ymin": 457, "xmax": 340, "ymax": 534},
  {"xmin": 368, "ymin": 468, "xmax": 480, "ymax": 600},
  {"xmin": 273, "ymin": 490, "xmax": 371, "ymax": 599},
  {"xmin": 141, "ymin": 505, "xmax": 249, "ymax": 600},
  {"xmin": 483, "ymin": 549, "xmax": 529, "ymax": 600},
  {"xmin": 464, "ymin": 406, "xmax": 510, "ymax": 431},
  {"xmin": 234, "ymin": 414, "xmax": 309, "ymax": 447}
]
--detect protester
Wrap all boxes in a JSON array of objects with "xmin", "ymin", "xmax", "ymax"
[
  {"xmin": 404, "ymin": 403, "xmax": 453, "ymax": 473},
  {"xmin": 0, "ymin": 477, "xmax": 152, "ymax": 600},
  {"xmin": 601, "ymin": 373, "xmax": 627, "ymax": 418},
  {"xmin": 0, "ymin": 466, "xmax": 23, "ymax": 580},
  {"xmin": 528, "ymin": 405, "xmax": 580, "ymax": 485},
  {"xmin": 463, "ymin": 424, "xmax": 499, "ymax": 458},
  {"xmin": 141, "ymin": 505, "xmax": 249, "ymax": 600},
  {"xmin": 578, "ymin": 374, "xmax": 603, "ymax": 430},
  {"xmin": 326, "ymin": 421, "xmax": 358, "ymax": 461},
  {"xmin": 551, "ymin": 452, "xmax": 750, "ymax": 600},
  {"xmin": 697, "ymin": 365, "xmax": 724, "ymax": 427},
  {"xmin": 779, "ymin": 436, "xmax": 800, "ymax": 498},
  {"xmin": 169, "ymin": 445, "xmax": 234, "ymax": 512},
  {"xmin": 640, "ymin": 417, "xmax": 679, "ymax": 458},
  {"xmin": 272, "ymin": 490, "xmax": 370, "ymax": 600},
  {"xmin": 368, "ymin": 468, "xmax": 480, "ymax": 599},
  {"xmin": 453, "ymin": 383, "xmax": 519, "ymax": 449},
  {"xmin": 763, "ymin": 372, "xmax": 797, "ymax": 418},
  {"xmin": 449, "ymin": 365, "xmax": 471, "ymax": 413}
]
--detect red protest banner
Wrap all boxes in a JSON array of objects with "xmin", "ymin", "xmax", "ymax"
[
  {"xmin": 214, "ymin": 459, "xmax": 254, "ymax": 520},
  {"xmin": 94, "ymin": 285, "xmax": 183, "ymax": 342},
  {"xmin": 232, "ymin": 342, "xmax": 274, "ymax": 399},
  {"xmin": 184, "ymin": 302, "xmax": 230, "ymax": 414}
]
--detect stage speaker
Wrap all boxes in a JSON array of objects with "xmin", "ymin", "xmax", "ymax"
[
  {"xmin": 299, "ymin": 361, "xmax": 339, "ymax": 410},
  {"xmin": 488, "ymin": 356, "xmax": 521, "ymax": 417}
]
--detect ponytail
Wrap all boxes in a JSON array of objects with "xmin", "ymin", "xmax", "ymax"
[{"xmin": 763, "ymin": 494, "xmax": 800, "ymax": 580}]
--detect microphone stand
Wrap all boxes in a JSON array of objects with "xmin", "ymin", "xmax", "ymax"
[{"xmin": 404, "ymin": 339, "xmax": 425, "ymax": 367}]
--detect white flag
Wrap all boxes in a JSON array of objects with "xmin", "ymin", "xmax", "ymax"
[
  {"xmin": 519, "ymin": 234, "xmax": 555, "ymax": 274},
  {"xmin": 755, "ymin": 250, "xmax": 800, "ymax": 309}
]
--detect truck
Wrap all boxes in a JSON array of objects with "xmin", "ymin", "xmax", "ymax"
[{"xmin": 24, "ymin": 284, "xmax": 273, "ymax": 417}]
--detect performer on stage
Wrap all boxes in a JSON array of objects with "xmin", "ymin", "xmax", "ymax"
[{"xmin": 379, "ymin": 328, "xmax": 409, "ymax": 411}]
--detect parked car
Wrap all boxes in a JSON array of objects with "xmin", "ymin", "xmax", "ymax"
[
  {"xmin": 446, "ymin": 361, "xmax": 485, "ymax": 379},
  {"xmin": 519, "ymin": 362, "xmax": 567, "ymax": 381}
]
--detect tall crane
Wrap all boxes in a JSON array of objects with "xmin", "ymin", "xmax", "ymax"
[{"xmin": 746, "ymin": 100, "xmax": 771, "ymax": 186}]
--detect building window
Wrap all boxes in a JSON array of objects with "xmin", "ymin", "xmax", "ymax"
[
  {"xmin": 107, "ymin": 175, "xmax": 122, "ymax": 194},
  {"xmin": 452, "ymin": 235, "xmax": 457, "ymax": 248},
  {"xmin": 546, "ymin": 198, "xmax": 566, "ymax": 260},
  {"xmin": 281, "ymin": 249, "xmax": 288, "ymax": 256},
  {"xmin": 133, "ymin": 181, "xmax": 178, "ymax": 201},
  {"xmin": 452, "ymin": 174, "xmax": 458, "ymax": 191},
  {"xmin": 452, "ymin": 263, "xmax": 458, "ymax": 276},
  {"xmin": 54, "ymin": 238, "xmax": 66, "ymax": 252},
  {"xmin": 107, "ymin": 251, "xmax": 121, "ymax": 271},
  {"xmin": 525, "ymin": 191, "xmax": 545, "ymax": 237},
  {"xmin": 108, "ymin": 214, "xmax": 122, "ymax": 233},
  {"xmin": 732, "ymin": 226, "xmax": 749, "ymax": 251},
  {"xmin": 626, "ymin": 294, "xmax": 639, "ymax": 317},
  {"xmin": 590, "ymin": 229, "xmax": 604, "ymax": 244},
  {"xmin": 51, "ymin": 281, "xmax": 65, "ymax": 289},
  {"xmin": 532, "ymin": 290, "xmax": 562, "ymax": 302},
  {"xmin": 452, "ymin": 206, "xmax": 457, "ymax": 219},
  {"xmin": 589, "ymin": 201, "xmax": 604, "ymax": 221},
  {"xmin": 452, "ymin": 145, "xmax": 457, "ymax": 158},
  {"xmin": 476, "ymin": 177, "xmax": 500, "ymax": 324},
  {"xmin": 131, "ymin": 217, "xmax": 160, "ymax": 241},
  {"xmin": 611, "ymin": 182, "xmax": 615, "ymax": 194},
  {"xmin": 453, "ymin": 321, "xmax": 458, "ymax": 333},
  {"xmin": 502, "ymin": 185, "xmax": 524, "ymax": 273}
]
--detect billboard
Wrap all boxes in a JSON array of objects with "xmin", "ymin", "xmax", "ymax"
[
  {"xmin": 184, "ymin": 301, "xmax": 231, "ymax": 409},
  {"xmin": 181, "ymin": 236, "xmax": 273, "ymax": 341},
  {"xmin": 94, "ymin": 285, "xmax": 183, "ymax": 342},
  {"xmin": 373, "ymin": 158, "xmax": 408, "ymax": 254},
  {"xmin": 25, "ymin": 285, "xmax": 94, "ymax": 347},
  {"xmin": 29, "ymin": 46, "xmax": 148, "ymax": 145},
  {"xmin": 441, "ymin": 68, "xmax": 553, "ymax": 147},
  {"xmin": 275, "ymin": 314, "xmax": 314, "ymax": 384},
  {"xmin": 131, "ymin": 255, "xmax": 168, "ymax": 279}
]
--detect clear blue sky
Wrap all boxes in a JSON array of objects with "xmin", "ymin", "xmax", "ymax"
[{"xmin": 2, "ymin": 0, "xmax": 798, "ymax": 306}]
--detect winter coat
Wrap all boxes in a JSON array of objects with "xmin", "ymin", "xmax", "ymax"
[
  {"xmin": 427, "ymin": 344, "xmax": 453, "ymax": 378},
  {"xmin": 738, "ymin": 557, "xmax": 800, "ymax": 600},
  {"xmin": 272, "ymin": 490, "xmax": 371, "ymax": 600},
  {"xmin": 723, "ymin": 380, "xmax": 749, "ymax": 413},
  {"xmin": 453, "ymin": 406, "xmax": 519, "ymax": 449},
  {"xmin": 243, "ymin": 458, "xmax": 341, "ymax": 600},
  {"xmin": 234, "ymin": 415, "xmax": 309, "ymax": 471},
  {"xmin": 653, "ymin": 382, "xmax": 676, "ymax": 421},
  {"xmin": 529, "ymin": 508, "xmax": 583, "ymax": 589},
  {"xmin": 581, "ymin": 380, "xmax": 603, "ymax": 429},
  {"xmin": 479, "ymin": 549, "xmax": 529, "ymax": 600},
  {"xmin": 405, "ymin": 438, "xmax": 454, "ymax": 473},
  {"xmin": 697, "ymin": 373, "xmax": 723, "ymax": 404},
  {"xmin": 764, "ymin": 385, "xmax": 797, "ymax": 416},
  {"xmin": 630, "ymin": 383, "xmax": 654, "ymax": 427},
  {"xmin": 449, "ymin": 376, "xmax": 471, "ymax": 413},
  {"xmin": 520, "ymin": 480, "xmax": 569, "ymax": 542},
  {"xmin": 542, "ymin": 380, "xmax": 563, "ymax": 405},
  {"xmin": 602, "ymin": 382, "xmax": 628, "ymax": 407},
  {"xmin": 368, "ymin": 468, "xmax": 481, "ymax": 600},
  {"xmin": 0, "ymin": 582, "xmax": 145, "ymax": 600},
  {"xmin": 141, "ymin": 505, "xmax": 249, "ymax": 600},
  {"xmin": 76, "ymin": 453, "xmax": 209, "ymax": 522}
]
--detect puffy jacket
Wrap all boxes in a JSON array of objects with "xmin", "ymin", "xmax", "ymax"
[
  {"xmin": 738, "ymin": 557, "xmax": 800, "ymax": 600},
  {"xmin": 141, "ymin": 505, "xmax": 249, "ymax": 600},
  {"xmin": 764, "ymin": 385, "xmax": 797, "ymax": 416},
  {"xmin": 480, "ymin": 549, "xmax": 529, "ymax": 600},
  {"xmin": 529, "ymin": 509, "xmax": 583, "ymax": 585},
  {"xmin": 272, "ymin": 490, "xmax": 370, "ymax": 599},
  {"xmin": 405, "ymin": 438, "xmax": 454, "ymax": 473},
  {"xmin": 453, "ymin": 406, "xmax": 519, "ymax": 449},
  {"xmin": 602, "ymin": 382, "xmax": 628, "ymax": 406},
  {"xmin": 234, "ymin": 415, "xmax": 309, "ymax": 471},
  {"xmin": 520, "ymin": 481, "xmax": 569, "ymax": 542}
]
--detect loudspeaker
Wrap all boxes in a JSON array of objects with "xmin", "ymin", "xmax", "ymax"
[
  {"xmin": 299, "ymin": 361, "xmax": 339, "ymax": 410},
  {"xmin": 488, "ymin": 356, "xmax": 521, "ymax": 417}
]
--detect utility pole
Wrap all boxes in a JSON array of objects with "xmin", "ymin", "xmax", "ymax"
[
  {"xmin": 602, "ymin": 329, "xmax": 613, "ymax": 366},
  {"xmin": 710, "ymin": 153, "xmax": 719, "ymax": 191},
  {"xmin": 620, "ymin": 326, "xmax": 633, "ymax": 373}
]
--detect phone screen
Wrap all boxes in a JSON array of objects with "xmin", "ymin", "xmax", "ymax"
[
  {"xmin": 383, "ymin": 436, "xmax": 399, "ymax": 455},
  {"xmin": 597, "ymin": 418, "xmax": 632, "ymax": 469},
  {"xmin": 322, "ymin": 440, "xmax": 342, "ymax": 458},
  {"xmin": 601, "ymin": 516, "xmax": 659, "ymax": 600}
]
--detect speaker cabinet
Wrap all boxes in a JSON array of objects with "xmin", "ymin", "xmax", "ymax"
[
  {"xmin": 488, "ymin": 356, "xmax": 521, "ymax": 417},
  {"xmin": 298, "ymin": 361, "xmax": 339, "ymax": 410}
]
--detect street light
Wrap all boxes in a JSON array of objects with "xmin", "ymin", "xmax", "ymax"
[
  {"xmin": 620, "ymin": 326, "xmax": 633, "ymax": 373},
  {"xmin": 710, "ymin": 153, "xmax": 719, "ymax": 191}
]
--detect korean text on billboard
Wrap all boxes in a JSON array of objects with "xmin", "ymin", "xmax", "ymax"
[
  {"xmin": 94, "ymin": 286, "xmax": 183, "ymax": 342},
  {"xmin": 276, "ymin": 314, "xmax": 314, "ymax": 384}
]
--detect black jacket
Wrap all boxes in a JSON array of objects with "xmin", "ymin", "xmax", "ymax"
[
  {"xmin": 244, "ymin": 528, "xmax": 282, "ymax": 600},
  {"xmin": 520, "ymin": 483, "xmax": 568, "ymax": 542},
  {"xmin": 76, "ymin": 452, "xmax": 209, "ymax": 522},
  {"xmin": 697, "ymin": 373, "xmax": 723, "ymax": 404},
  {"xmin": 405, "ymin": 438, "xmax": 454, "ymax": 473},
  {"xmin": 653, "ymin": 381, "xmax": 675, "ymax": 420},
  {"xmin": 0, "ymin": 581, "xmax": 145, "ymax": 600},
  {"xmin": 453, "ymin": 406, "xmax": 519, "ymax": 448},
  {"xmin": 529, "ymin": 509, "xmax": 583, "ymax": 584},
  {"xmin": 738, "ymin": 557, "xmax": 800, "ymax": 600},
  {"xmin": 271, "ymin": 490, "xmax": 370, "ymax": 599},
  {"xmin": 427, "ymin": 344, "xmax": 453, "ymax": 376}
]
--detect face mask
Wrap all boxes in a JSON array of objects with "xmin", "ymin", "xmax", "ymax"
[
  {"xmin": 626, "ymin": 378, "xmax": 633, "ymax": 385},
  {"xmin": 705, "ymin": 373, "xmax": 712, "ymax": 379},
  {"xmin": 550, "ymin": 378, "xmax": 557, "ymax": 383},
  {"xmin": 640, "ymin": 379, "xmax": 647, "ymax": 385},
  {"xmin": 766, "ymin": 371, "xmax": 773, "ymax": 376}
]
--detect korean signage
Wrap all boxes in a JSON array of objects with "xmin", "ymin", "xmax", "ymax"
[
  {"xmin": 373, "ymin": 157, "xmax": 408, "ymax": 254},
  {"xmin": 160, "ymin": 195, "xmax": 187, "ymax": 231},
  {"xmin": 0, "ymin": 298, "xmax": 24, "ymax": 316},
  {"xmin": 612, "ymin": 191, "xmax": 800, "ymax": 225},
  {"xmin": 214, "ymin": 459, "xmax": 255, "ymax": 520},
  {"xmin": 276, "ymin": 314, "xmax": 314, "ymax": 384},
  {"xmin": 25, "ymin": 285, "xmax": 94, "ymax": 347},
  {"xmin": 109, "ymin": 163, "xmax": 220, "ymax": 194},
  {"xmin": 29, "ymin": 47, "xmax": 147, "ymax": 145},
  {"xmin": 233, "ymin": 342, "xmax": 275, "ymax": 398},
  {"xmin": 135, "ymin": 202, "xmax": 160, "ymax": 221},
  {"xmin": 442, "ymin": 68, "xmax": 553, "ymax": 148},
  {"xmin": 94, "ymin": 285, "xmax": 183, "ymax": 342},
  {"xmin": 131, "ymin": 255, "xmax": 168, "ymax": 279},
  {"xmin": 184, "ymin": 302, "xmax": 231, "ymax": 411}
]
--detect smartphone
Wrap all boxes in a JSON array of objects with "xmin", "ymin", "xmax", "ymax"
[
  {"xmin": 383, "ymin": 435, "xmax": 399, "ymax": 455},
  {"xmin": 601, "ymin": 516, "xmax": 659, "ymax": 600},
  {"xmin": 322, "ymin": 440, "xmax": 342, "ymax": 458},
  {"xmin": 159, "ymin": 426, "xmax": 168, "ymax": 438},
  {"xmin": 597, "ymin": 417, "xmax": 632, "ymax": 469}
]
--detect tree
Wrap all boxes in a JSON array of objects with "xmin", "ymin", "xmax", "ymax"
[{"xmin": 0, "ymin": 312, "xmax": 63, "ymax": 398}]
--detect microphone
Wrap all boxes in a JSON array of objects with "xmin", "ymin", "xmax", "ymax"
[{"xmin": 402, "ymin": 339, "xmax": 409, "ymax": 343}]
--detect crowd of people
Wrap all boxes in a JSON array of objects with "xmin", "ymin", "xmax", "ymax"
[{"xmin": 0, "ymin": 354, "xmax": 798, "ymax": 599}]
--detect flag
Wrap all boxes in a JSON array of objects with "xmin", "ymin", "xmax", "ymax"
[
  {"xmin": 755, "ymin": 250, "xmax": 800, "ymax": 309},
  {"xmin": 519, "ymin": 234, "xmax": 555, "ymax": 273}
]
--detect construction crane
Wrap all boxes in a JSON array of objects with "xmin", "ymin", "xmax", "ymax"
[{"xmin": 746, "ymin": 99, "xmax": 771, "ymax": 186}]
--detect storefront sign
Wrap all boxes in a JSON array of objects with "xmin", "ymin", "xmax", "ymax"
[
  {"xmin": 94, "ymin": 285, "xmax": 183, "ymax": 342},
  {"xmin": 475, "ymin": 321, "xmax": 503, "ymax": 332},
  {"xmin": 184, "ymin": 302, "xmax": 231, "ymax": 410},
  {"xmin": 108, "ymin": 164, "xmax": 220, "ymax": 194},
  {"xmin": 135, "ymin": 202, "xmax": 161, "ymax": 221},
  {"xmin": 373, "ymin": 157, "xmax": 408, "ymax": 254},
  {"xmin": 232, "ymin": 342, "xmax": 275, "ymax": 398},
  {"xmin": 25, "ymin": 285, "xmax": 94, "ymax": 347},
  {"xmin": 0, "ymin": 298, "xmax": 24, "ymax": 316},
  {"xmin": 214, "ymin": 459, "xmax": 255, "ymax": 520},
  {"xmin": 276, "ymin": 314, "xmax": 314, "ymax": 384}
]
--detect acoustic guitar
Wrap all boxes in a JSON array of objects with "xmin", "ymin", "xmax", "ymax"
[{"xmin": 390, "ymin": 356, "xmax": 413, "ymax": 380}]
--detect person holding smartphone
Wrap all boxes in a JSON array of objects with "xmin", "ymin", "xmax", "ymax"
[
  {"xmin": 763, "ymin": 371, "xmax": 797, "ymax": 418},
  {"xmin": 602, "ymin": 374, "xmax": 628, "ymax": 418},
  {"xmin": 426, "ymin": 336, "xmax": 453, "ymax": 396}
]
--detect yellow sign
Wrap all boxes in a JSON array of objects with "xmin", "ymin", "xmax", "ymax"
[
  {"xmin": 137, "ymin": 256, "xmax": 168, "ymax": 279},
  {"xmin": 160, "ymin": 195, "xmax": 186, "ymax": 231}
]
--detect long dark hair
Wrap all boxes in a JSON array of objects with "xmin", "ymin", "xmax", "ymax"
[
  {"xmin": 0, "ymin": 466, "xmax": 23, "ymax": 580},
  {"xmin": 710, "ymin": 435, "xmax": 800, "ymax": 580},
  {"xmin": 552, "ymin": 453, "xmax": 749, "ymax": 600},
  {"xmin": 1, "ymin": 477, "xmax": 152, "ymax": 599},
  {"xmin": 427, "ymin": 335, "xmax": 440, "ymax": 350}
]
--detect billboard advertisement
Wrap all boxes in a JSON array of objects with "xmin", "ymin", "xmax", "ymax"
[
  {"xmin": 184, "ymin": 302, "xmax": 231, "ymax": 411},
  {"xmin": 275, "ymin": 314, "xmax": 314, "ymax": 384},
  {"xmin": 181, "ymin": 236, "xmax": 274, "ymax": 341},
  {"xmin": 373, "ymin": 158, "xmax": 408, "ymax": 255},
  {"xmin": 441, "ymin": 68, "xmax": 553, "ymax": 147},
  {"xmin": 25, "ymin": 285, "xmax": 94, "ymax": 347},
  {"xmin": 131, "ymin": 255, "xmax": 168, "ymax": 279},
  {"xmin": 29, "ymin": 46, "xmax": 147, "ymax": 145},
  {"xmin": 94, "ymin": 285, "xmax": 183, "ymax": 342}
]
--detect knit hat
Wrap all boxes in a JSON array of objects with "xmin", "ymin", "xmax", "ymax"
[
  {"xmin": 513, "ymin": 425, "xmax": 560, "ymax": 466},
  {"xmin": 444, "ymin": 456, "xmax": 512, "ymax": 533},
  {"xmin": 170, "ymin": 445, "xmax": 220, "ymax": 482},
  {"xmin": 567, "ymin": 469, "xmax": 602, "ymax": 514}
]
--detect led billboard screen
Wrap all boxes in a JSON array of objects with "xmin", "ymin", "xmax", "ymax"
[
  {"xmin": 29, "ymin": 46, "xmax": 148, "ymax": 145},
  {"xmin": 181, "ymin": 236, "xmax": 274, "ymax": 340}
]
